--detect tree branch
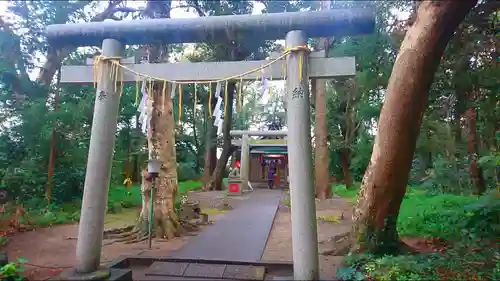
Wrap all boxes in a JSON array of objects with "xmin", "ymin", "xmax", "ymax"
[{"xmin": 36, "ymin": 0, "xmax": 127, "ymax": 86}]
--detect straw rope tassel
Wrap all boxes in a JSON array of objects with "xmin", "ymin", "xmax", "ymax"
[
  {"xmin": 178, "ymin": 84, "xmax": 182, "ymax": 123},
  {"xmin": 93, "ymin": 58, "xmax": 98, "ymax": 88},
  {"xmin": 238, "ymin": 78, "xmax": 243, "ymax": 112},
  {"xmin": 113, "ymin": 62, "xmax": 119, "ymax": 92},
  {"xmin": 224, "ymin": 81, "xmax": 229, "ymax": 120},
  {"xmin": 162, "ymin": 80, "xmax": 167, "ymax": 112},
  {"xmin": 109, "ymin": 60, "xmax": 115, "ymax": 84},
  {"xmin": 282, "ymin": 60, "xmax": 287, "ymax": 89},
  {"xmin": 135, "ymin": 76, "xmax": 140, "ymax": 106},
  {"xmin": 208, "ymin": 84, "xmax": 213, "ymax": 116},
  {"xmin": 148, "ymin": 79, "xmax": 153, "ymax": 104},
  {"xmin": 120, "ymin": 65, "xmax": 124, "ymax": 96},
  {"xmin": 194, "ymin": 83, "xmax": 198, "ymax": 115},
  {"xmin": 298, "ymin": 52, "xmax": 303, "ymax": 82}
]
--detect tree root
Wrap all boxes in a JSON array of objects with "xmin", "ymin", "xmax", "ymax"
[
  {"xmin": 319, "ymin": 231, "xmax": 420, "ymax": 256},
  {"xmin": 103, "ymin": 225, "xmax": 134, "ymax": 235},
  {"xmin": 104, "ymin": 227, "xmax": 141, "ymax": 240},
  {"xmin": 103, "ymin": 228, "xmax": 149, "ymax": 246},
  {"xmin": 319, "ymin": 232, "xmax": 352, "ymax": 256},
  {"xmin": 101, "ymin": 211, "xmax": 212, "ymax": 246}
]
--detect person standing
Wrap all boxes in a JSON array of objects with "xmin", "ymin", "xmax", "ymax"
[{"xmin": 267, "ymin": 163, "xmax": 276, "ymax": 189}]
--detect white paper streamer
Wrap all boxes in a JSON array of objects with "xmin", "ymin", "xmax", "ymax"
[
  {"xmin": 215, "ymin": 82, "xmax": 222, "ymax": 98},
  {"xmin": 259, "ymin": 69, "xmax": 269, "ymax": 99},
  {"xmin": 137, "ymin": 80, "xmax": 152, "ymax": 134},
  {"xmin": 170, "ymin": 82, "xmax": 177, "ymax": 98},
  {"xmin": 213, "ymin": 96, "xmax": 223, "ymax": 117},
  {"xmin": 217, "ymin": 119, "xmax": 223, "ymax": 135}
]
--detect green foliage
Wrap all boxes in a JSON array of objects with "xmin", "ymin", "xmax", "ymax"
[
  {"xmin": 16, "ymin": 181, "xmax": 201, "ymax": 227},
  {"xmin": 341, "ymin": 240, "xmax": 498, "ymax": 281},
  {"xmin": 0, "ymin": 257, "xmax": 27, "ymax": 281},
  {"xmin": 337, "ymin": 187, "xmax": 499, "ymax": 281},
  {"xmin": 332, "ymin": 184, "xmax": 360, "ymax": 199}
]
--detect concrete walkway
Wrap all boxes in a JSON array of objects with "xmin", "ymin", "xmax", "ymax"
[{"xmin": 169, "ymin": 189, "xmax": 282, "ymax": 262}]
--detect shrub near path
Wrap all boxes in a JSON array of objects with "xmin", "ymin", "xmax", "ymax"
[{"xmin": 333, "ymin": 184, "xmax": 499, "ymax": 281}]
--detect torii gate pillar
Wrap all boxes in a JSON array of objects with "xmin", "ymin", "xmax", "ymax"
[
  {"xmin": 285, "ymin": 30, "xmax": 319, "ymax": 280},
  {"xmin": 75, "ymin": 39, "xmax": 123, "ymax": 277}
]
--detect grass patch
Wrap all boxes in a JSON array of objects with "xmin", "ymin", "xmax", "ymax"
[
  {"xmin": 317, "ymin": 215, "xmax": 339, "ymax": 223},
  {"xmin": 201, "ymin": 208, "xmax": 229, "ymax": 215},
  {"xmin": 334, "ymin": 186, "xmax": 499, "ymax": 281},
  {"xmin": 332, "ymin": 184, "xmax": 359, "ymax": 199},
  {"xmin": 8, "ymin": 181, "xmax": 202, "ymax": 229}
]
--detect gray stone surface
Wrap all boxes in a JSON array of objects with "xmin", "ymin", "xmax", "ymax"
[
  {"xmin": 147, "ymin": 262, "xmax": 189, "ymax": 276},
  {"xmin": 183, "ymin": 263, "xmax": 227, "ymax": 278},
  {"xmin": 60, "ymin": 56, "xmax": 356, "ymax": 84},
  {"xmin": 169, "ymin": 190, "xmax": 282, "ymax": 262},
  {"xmin": 223, "ymin": 264, "xmax": 266, "ymax": 280},
  {"xmin": 46, "ymin": 9, "xmax": 375, "ymax": 46}
]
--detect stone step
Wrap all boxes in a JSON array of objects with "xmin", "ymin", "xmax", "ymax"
[{"xmin": 145, "ymin": 261, "xmax": 266, "ymax": 280}]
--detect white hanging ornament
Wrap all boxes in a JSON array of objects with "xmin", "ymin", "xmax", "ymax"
[
  {"xmin": 217, "ymin": 119, "xmax": 223, "ymax": 135},
  {"xmin": 213, "ymin": 96, "xmax": 223, "ymax": 118},
  {"xmin": 170, "ymin": 82, "xmax": 177, "ymax": 98}
]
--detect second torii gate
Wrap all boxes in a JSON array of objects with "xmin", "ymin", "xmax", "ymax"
[{"xmin": 46, "ymin": 7, "xmax": 374, "ymax": 281}]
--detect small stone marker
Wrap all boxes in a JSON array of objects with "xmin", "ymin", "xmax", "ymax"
[
  {"xmin": 223, "ymin": 264, "xmax": 266, "ymax": 280},
  {"xmin": 227, "ymin": 178, "xmax": 243, "ymax": 196},
  {"xmin": 183, "ymin": 263, "xmax": 227, "ymax": 278}
]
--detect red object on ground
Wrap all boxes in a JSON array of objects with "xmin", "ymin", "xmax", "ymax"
[
  {"xmin": 273, "ymin": 175, "xmax": 278, "ymax": 184},
  {"xmin": 229, "ymin": 183, "xmax": 239, "ymax": 193}
]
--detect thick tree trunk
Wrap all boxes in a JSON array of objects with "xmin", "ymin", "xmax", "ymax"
[
  {"xmin": 351, "ymin": 1, "xmax": 477, "ymax": 254},
  {"xmin": 465, "ymin": 106, "xmax": 486, "ymax": 195},
  {"xmin": 210, "ymin": 82, "xmax": 236, "ymax": 190},
  {"xmin": 140, "ymin": 75, "xmax": 181, "ymax": 239},
  {"xmin": 135, "ymin": 1, "xmax": 181, "ymax": 239}
]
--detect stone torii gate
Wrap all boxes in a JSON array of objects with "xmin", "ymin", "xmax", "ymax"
[
  {"xmin": 46, "ymin": 8, "xmax": 374, "ymax": 280},
  {"xmin": 230, "ymin": 130, "xmax": 289, "ymax": 190}
]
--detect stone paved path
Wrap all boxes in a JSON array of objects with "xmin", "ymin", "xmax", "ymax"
[{"xmin": 169, "ymin": 189, "xmax": 282, "ymax": 262}]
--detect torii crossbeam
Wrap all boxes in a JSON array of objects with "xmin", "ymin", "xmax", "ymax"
[
  {"xmin": 47, "ymin": 8, "xmax": 375, "ymax": 281},
  {"xmin": 60, "ymin": 53, "xmax": 355, "ymax": 83}
]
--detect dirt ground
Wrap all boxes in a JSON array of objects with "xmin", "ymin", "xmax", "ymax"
[
  {"xmin": 4, "ymin": 191, "xmax": 233, "ymax": 281},
  {"xmin": 4, "ymin": 190, "xmax": 354, "ymax": 280},
  {"xmin": 261, "ymin": 196, "xmax": 354, "ymax": 280}
]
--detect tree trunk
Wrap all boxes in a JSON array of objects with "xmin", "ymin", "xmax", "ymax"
[
  {"xmin": 313, "ymin": 0, "xmax": 331, "ymax": 200},
  {"xmin": 45, "ymin": 68, "xmax": 61, "ymax": 203},
  {"xmin": 465, "ymin": 106, "xmax": 486, "ymax": 195},
  {"xmin": 191, "ymin": 101, "xmax": 201, "ymax": 173},
  {"xmin": 123, "ymin": 122, "xmax": 131, "ymax": 183},
  {"xmin": 136, "ymin": 1, "xmax": 181, "ymax": 239},
  {"xmin": 340, "ymin": 149, "xmax": 353, "ymax": 189},
  {"xmin": 314, "ymin": 78, "xmax": 331, "ymax": 198},
  {"xmin": 131, "ymin": 112, "xmax": 141, "ymax": 183},
  {"xmin": 351, "ymin": 0, "xmax": 477, "ymax": 255},
  {"xmin": 203, "ymin": 86, "xmax": 217, "ymax": 190},
  {"xmin": 210, "ymin": 82, "xmax": 236, "ymax": 190}
]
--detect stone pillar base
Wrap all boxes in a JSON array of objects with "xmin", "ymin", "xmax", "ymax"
[{"xmin": 58, "ymin": 267, "xmax": 110, "ymax": 281}]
